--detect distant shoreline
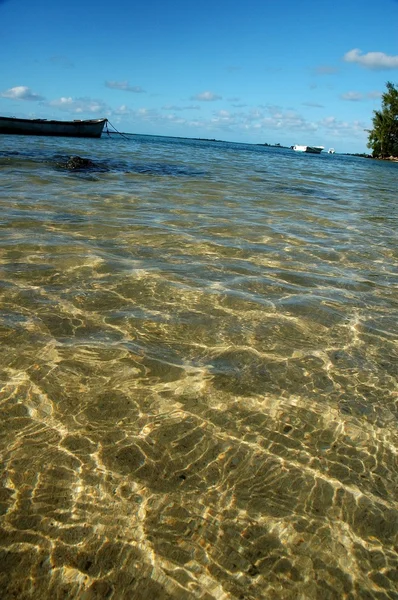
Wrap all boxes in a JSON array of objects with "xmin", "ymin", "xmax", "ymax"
[
  {"xmin": 104, "ymin": 132, "xmax": 398, "ymax": 159},
  {"xmin": 343, "ymin": 153, "xmax": 398, "ymax": 162}
]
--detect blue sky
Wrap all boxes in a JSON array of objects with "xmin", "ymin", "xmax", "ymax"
[{"xmin": 1, "ymin": 0, "xmax": 397, "ymax": 152}]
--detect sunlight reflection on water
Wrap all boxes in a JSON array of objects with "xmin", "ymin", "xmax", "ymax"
[{"xmin": 0, "ymin": 134, "xmax": 397, "ymax": 599}]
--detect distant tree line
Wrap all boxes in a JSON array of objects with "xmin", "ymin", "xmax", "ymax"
[{"xmin": 367, "ymin": 81, "xmax": 398, "ymax": 158}]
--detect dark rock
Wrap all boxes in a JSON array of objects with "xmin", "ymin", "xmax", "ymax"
[{"xmin": 66, "ymin": 155, "xmax": 96, "ymax": 170}]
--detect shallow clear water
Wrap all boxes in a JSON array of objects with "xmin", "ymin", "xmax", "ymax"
[{"xmin": 0, "ymin": 134, "xmax": 397, "ymax": 599}]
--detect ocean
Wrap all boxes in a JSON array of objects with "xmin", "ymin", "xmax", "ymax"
[{"xmin": 0, "ymin": 133, "xmax": 397, "ymax": 599}]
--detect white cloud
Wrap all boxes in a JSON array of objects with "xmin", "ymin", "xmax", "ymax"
[
  {"xmin": 211, "ymin": 110, "xmax": 233, "ymax": 124},
  {"xmin": 105, "ymin": 102, "xmax": 369, "ymax": 149},
  {"xmin": 48, "ymin": 96, "xmax": 109, "ymax": 114},
  {"xmin": 105, "ymin": 81, "xmax": 146, "ymax": 93},
  {"xmin": 344, "ymin": 48, "xmax": 398, "ymax": 70},
  {"xmin": 37, "ymin": 91, "xmax": 365, "ymax": 147},
  {"xmin": 262, "ymin": 106, "xmax": 318, "ymax": 131},
  {"xmin": 191, "ymin": 91, "xmax": 222, "ymax": 101},
  {"xmin": 1, "ymin": 86, "xmax": 44, "ymax": 101},
  {"xmin": 319, "ymin": 116, "xmax": 366, "ymax": 138},
  {"xmin": 113, "ymin": 104, "xmax": 133, "ymax": 115}
]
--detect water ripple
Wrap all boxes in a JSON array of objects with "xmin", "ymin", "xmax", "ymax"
[{"xmin": 0, "ymin": 134, "xmax": 397, "ymax": 599}]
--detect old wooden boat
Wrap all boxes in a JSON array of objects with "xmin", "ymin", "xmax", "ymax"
[{"xmin": 0, "ymin": 116, "xmax": 107, "ymax": 138}]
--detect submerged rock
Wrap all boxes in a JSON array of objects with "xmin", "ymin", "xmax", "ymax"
[
  {"xmin": 66, "ymin": 156, "xmax": 96, "ymax": 170},
  {"xmin": 58, "ymin": 154, "xmax": 205, "ymax": 176}
]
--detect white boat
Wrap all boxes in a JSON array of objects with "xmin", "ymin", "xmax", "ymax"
[
  {"xmin": 328, "ymin": 148, "xmax": 335, "ymax": 154},
  {"xmin": 0, "ymin": 116, "xmax": 107, "ymax": 138},
  {"xmin": 292, "ymin": 145, "xmax": 324, "ymax": 154}
]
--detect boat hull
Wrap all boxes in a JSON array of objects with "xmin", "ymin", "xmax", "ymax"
[
  {"xmin": 0, "ymin": 117, "xmax": 107, "ymax": 138},
  {"xmin": 293, "ymin": 145, "xmax": 324, "ymax": 154}
]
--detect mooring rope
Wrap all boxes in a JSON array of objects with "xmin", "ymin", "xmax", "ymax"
[{"xmin": 105, "ymin": 119, "xmax": 131, "ymax": 141}]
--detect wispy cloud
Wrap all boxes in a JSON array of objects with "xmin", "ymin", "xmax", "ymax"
[
  {"xmin": 211, "ymin": 109, "xmax": 233, "ymax": 124},
  {"xmin": 344, "ymin": 48, "xmax": 398, "ymax": 70},
  {"xmin": 108, "ymin": 102, "xmax": 367, "ymax": 145},
  {"xmin": 48, "ymin": 96, "xmax": 109, "ymax": 114},
  {"xmin": 162, "ymin": 104, "xmax": 200, "ymax": 111},
  {"xmin": 319, "ymin": 116, "xmax": 366, "ymax": 138},
  {"xmin": 302, "ymin": 101, "xmax": 324, "ymax": 108},
  {"xmin": 1, "ymin": 86, "xmax": 44, "ymax": 101},
  {"xmin": 113, "ymin": 105, "xmax": 131, "ymax": 115},
  {"xmin": 260, "ymin": 107, "xmax": 318, "ymax": 132},
  {"xmin": 340, "ymin": 90, "xmax": 383, "ymax": 102},
  {"xmin": 313, "ymin": 65, "xmax": 338, "ymax": 75},
  {"xmin": 105, "ymin": 81, "xmax": 146, "ymax": 93},
  {"xmin": 50, "ymin": 55, "xmax": 74, "ymax": 69},
  {"xmin": 191, "ymin": 91, "xmax": 222, "ymax": 101},
  {"xmin": 367, "ymin": 90, "xmax": 382, "ymax": 99},
  {"xmin": 341, "ymin": 91, "xmax": 363, "ymax": 102}
]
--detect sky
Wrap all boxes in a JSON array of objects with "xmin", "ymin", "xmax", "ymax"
[{"xmin": 1, "ymin": 0, "xmax": 398, "ymax": 153}]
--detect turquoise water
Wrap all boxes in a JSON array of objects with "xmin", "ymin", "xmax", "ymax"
[{"xmin": 0, "ymin": 133, "xmax": 397, "ymax": 599}]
